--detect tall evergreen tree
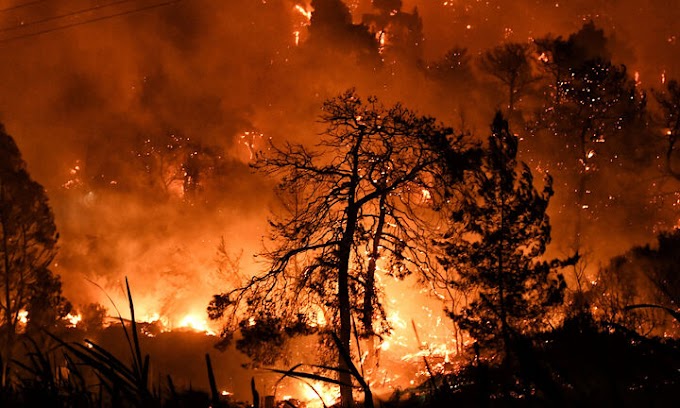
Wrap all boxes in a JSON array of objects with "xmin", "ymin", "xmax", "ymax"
[{"xmin": 438, "ymin": 113, "xmax": 568, "ymax": 355}]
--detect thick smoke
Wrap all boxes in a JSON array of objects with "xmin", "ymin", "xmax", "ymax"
[{"xmin": 0, "ymin": 0, "xmax": 677, "ymax": 342}]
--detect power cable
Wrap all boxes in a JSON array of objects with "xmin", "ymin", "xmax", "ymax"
[
  {"xmin": 0, "ymin": 0, "xmax": 182, "ymax": 44},
  {"xmin": 0, "ymin": 0, "xmax": 141, "ymax": 33},
  {"xmin": 0, "ymin": 0, "xmax": 47, "ymax": 13}
]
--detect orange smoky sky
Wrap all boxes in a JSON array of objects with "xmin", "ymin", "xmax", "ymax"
[{"xmin": 0, "ymin": 0, "xmax": 677, "ymax": 327}]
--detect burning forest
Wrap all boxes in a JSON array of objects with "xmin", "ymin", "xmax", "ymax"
[{"xmin": 1, "ymin": 0, "xmax": 679, "ymax": 407}]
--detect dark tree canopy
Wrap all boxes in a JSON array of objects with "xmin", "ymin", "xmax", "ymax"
[
  {"xmin": 479, "ymin": 43, "xmax": 537, "ymax": 112},
  {"xmin": 438, "ymin": 113, "xmax": 568, "ymax": 353},
  {"xmin": 533, "ymin": 23, "xmax": 643, "ymax": 250},
  {"xmin": 0, "ymin": 124, "xmax": 68, "ymax": 383},
  {"xmin": 307, "ymin": 0, "xmax": 379, "ymax": 63},
  {"xmin": 589, "ymin": 230, "xmax": 680, "ymax": 336}
]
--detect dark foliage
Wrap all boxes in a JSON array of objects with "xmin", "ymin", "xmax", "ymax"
[
  {"xmin": 438, "ymin": 113, "xmax": 570, "ymax": 354},
  {"xmin": 0, "ymin": 124, "xmax": 69, "ymax": 386}
]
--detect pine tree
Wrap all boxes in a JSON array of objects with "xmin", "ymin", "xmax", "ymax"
[{"xmin": 438, "ymin": 113, "xmax": 568, "ymax": 355}]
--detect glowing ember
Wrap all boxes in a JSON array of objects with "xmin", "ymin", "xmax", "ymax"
[{"xmin": 62, "ymin": 160, "xmax": 83, "ymax": 189}]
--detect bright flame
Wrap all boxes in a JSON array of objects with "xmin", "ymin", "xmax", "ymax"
[
  {"xmin": 65, "ymin": 313, "xmax": 82, "ymax": 328},
  {"xmin": 313, "ymin": 309, "xmax": 326, "ymax": 327},
  {"xmin": 142, "ymin": 312, "xmax": 162, "ymax": 323},
  {"xmin": 300, "ymin": 381, "xmax": 340, "ymax": 408},
  {"xmin": 239, "ymin": 131, "xmax": 264, "ymax": 160},
  {"xmin": 18, "ymin": 310, "xmax": 28, "ymax": 325},
  {"xmin": 294, "ymin": 4, "xmax": 312, "ymax": 21},
  {"xmin": 178, "ymin": 314, "xmax": 216, "ymax": 335}
]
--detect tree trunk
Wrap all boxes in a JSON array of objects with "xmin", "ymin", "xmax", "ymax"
[
  {"xmin": 362, "ymin": 194, "xmax": 387, "ymax": 335},
  {"xmin": 0, "ymin": 184, "xmax": 14, "ymax": 387},
  {"xmin": 338, "ymin": 206, "xmax": 358, "ymax": 408}
]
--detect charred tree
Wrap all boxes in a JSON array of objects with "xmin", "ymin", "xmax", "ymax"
[{"xmin": 209, "ymin": 90, "xmax": 476, "ymax": 407}]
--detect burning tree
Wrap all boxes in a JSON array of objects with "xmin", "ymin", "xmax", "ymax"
[
  {"xmin": 437, "ymin": 113, "xmax": 569, "ymax": 357},
  {"xmin": 534, "ymin": 21, "xmax": 612, "ymax": 106},
  {"xmin": 0, "ymin": 125, "xmax": 67, "ymax": 385},
  {"xmin": 533, "ymin": 24, "xmax": 642, "ymax": 250},
  {"xmin": 209, "ymin": 90, "xmax": 476, "ymax": 407}
]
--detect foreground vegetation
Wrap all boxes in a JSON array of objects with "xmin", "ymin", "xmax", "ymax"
[{"xmin": 0, "ymin": 305, "xmax": 678, "ymax": 407}]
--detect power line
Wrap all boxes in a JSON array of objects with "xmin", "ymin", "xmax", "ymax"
[
  {"xmin": 0, "ymin": 0, "xmax": 183, "ymax": 44},
  {"xmin": 0, "ymin": 0, "xmax": 141, "ymax": 33},
  {"xmin": 0, "ymin": 0, "xmax": 47, "ymax": 13}
]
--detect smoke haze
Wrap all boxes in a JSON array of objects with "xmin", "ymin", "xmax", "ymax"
[{"xmin": 0, "ymin": 0, "xmax": 677, "ymax": 340}]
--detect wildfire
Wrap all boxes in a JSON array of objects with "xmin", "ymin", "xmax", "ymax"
[
  {"xmin": 294, "ymin": 4, "xmax": 312, "ymax": 21},
  {"xmin": 240, "ymin": 131, "xmax": 265, "ymax": 161},
  {"xmin": 421, "ymin": 188, "xmax": 432, "ymax": 203},
  {"xmin": 18, "ymin": 310, "xmax": 28, "ymax": 325},
  {"xmin": 65, "ymin": 312, "xmax": 82, "ymax": 328},
  {"xmin": 299, "ymin": 380, "xmax": 340, "ymax": 408},
  {"xmin": 178, "ymin": 314, "xmax": 216, "ymax": 335},
  {"xmin": 292, "ymin": 3, "xmax": 312, "ymax": 46},
  {"xmin": 378, "ymin": 30, "xmax": 387, "ymax": 53}
]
